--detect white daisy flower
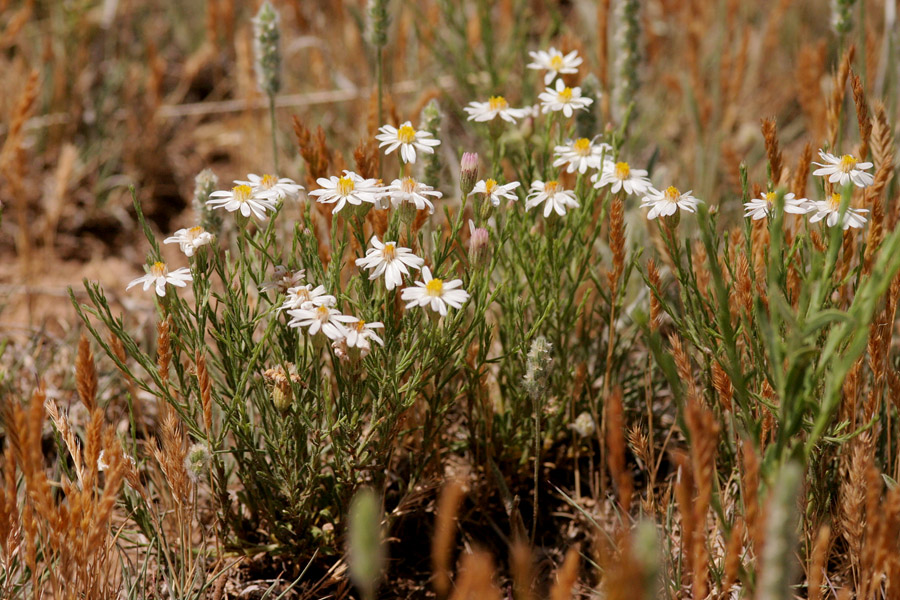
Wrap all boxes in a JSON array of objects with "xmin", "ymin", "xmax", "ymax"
[
  {"xmin": 259, "ymin": 265, "xmax": 305, "ymax": 294},
  {"xmin": 332, "ymin": 319, "xmax": 385, "ymax": 361},
  {"xmin": 808, "ymin": 193, "xmax": 869, "ymax": 229},
  {"xmin": 286, "ymin": 304, "xmax": 356, "ymax": 340},
  {"xmin": 207, "ymin": 184, "xmax": 278, "ymax": 220},
  {"xmin": 341, "ymin": 319, "xmax": 385, "ymax": 349},
  {"xmin": 640, "ymin": 186, "xmax": 701, "ymax": 220},
  {"xmin": 382, "ymin": 177, "xmax": 442, "ymax": 214},
  {"xmin": 126, "ymin": 261, "xmax": 193, "ymax": 297},
  {"xmin": 279, "ymin": 284, "xmax": 336, "ymax": 312},
  {"xmin": 552, "ymin": 138, "xmax": 611, "ymax": 174},
  {"xmin": 812, "ymin": 150, "xmax": 874, "ymax": 188},
  {"xmin": 375, "ymin": 121, "xmax": 441, "ymax": 164},
  {"xmin": 471, "ymin": 178, "xmax": 520, "ymax": 207},
  {"xmin": 401, "ymin": 266, "xmax": 470, "ymax": 317},
  {"xmin": 538, "ymin": 79, "xmax": 593, "ymax": 118},
  {"xmin": 463, "ymin": 96, "xmax": 529, "ymax": 123},
  {"xmin": 355, "ymin": 236, "xmax": 424, "ymax": 291},
  {"xmin": 308, "ymin": 171, "xmax": 381, "ymax": 214},
  {"xmin": 236, "ymin": 173, "xmax": 303, "ymax": 201},
  {"xmin": 525, "ymin": 180, "xmax": 580, "ymax": 218},
  {"xmin": 527, "ymin": 47, "xmax": 583, "ymax": 85},
  {"xmin": 163, "ymin": 226, "xmax": 214, "ymax": 257},
  {"xmin": 593, "ymin": 160, "xmax": 653, "ymax": 196},
  {"xmin": 743, "ymin": 191, "xmax": 811, "ymax": 221}
]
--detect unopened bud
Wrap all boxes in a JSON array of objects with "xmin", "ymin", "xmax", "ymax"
[
  {"xmin": 468, "ymin": 220, "xmax": 490, "ymax": 266},
  {"xmin": 460, "ymin": 152, "xmax": 479, "ymax": 197}
]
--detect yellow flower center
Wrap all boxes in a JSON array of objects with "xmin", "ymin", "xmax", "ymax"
[
  {"xmin": 354, "ymin": 320, "xmax": 367, "ymax": 332},
  {"xmin": 664, "ymin": 186, "xmax": 681, "ymax": 203},
  {"xmin": 425, "ymin": 277, "xmax": 444, "ymax": 296},
  {"xmin": 559, "ymin": 87, "xmax": 573, "ymax": 102},
  {"xmin": 839, "ymin": 154, "xmax": 857, "ymax": 173},
  {"xmin": 401, "ymin": 177, "xmax": 418, "ymax": 194},
  {"xmin": 315, "ymin": 305, "xmax": 330, "ymax": 319},
  {"xmin": 550, "ymin": 55, "xmax": 564, "ymax": 70},
  {"xmin": 830, "ymin": 193, "xmax": 843, "ymax": 210},
  {"xmin": 233, "ymin": 184, "xmax": 253, "ymax": 202},
  {"xmin": 488, "ymin": 96, "xmax": 508, "ymax": 111},
  {"xmin": 151, "ymin": 262, "xmax": 167, "ymax": 277},
  {"xmin": 260, "ymin": 174, "xmax": 278, "ymax": 188},
  {"xmin": 337, "ymin": 176, "xmax": 355, "ymax": 196},
  {"xmin": 544, "ymin": 180, "xmax": 561, "ymax": 195},
  {"xmin": 484, "ymin": 178, "xmax": 498, "ymax": 195},
  {"xmin": 574, "ymin": 138, "xmax": 592, "ymax": 156},
  {"xmin": 295, "ymin": 288, "xmax": 311, "ymax": 302},
  {"xmin": 615, "ymin": 162, "xmax": 631, "ymax": 179},
  {"xmin": 397, "ymin": 125, "xmax": 417, "ymax": 144},
  {"xmin": 383, "ymin": 242, "xmax": 397, "ymax": 261},
  {"xmin": 188, "ymin": 226, "xmax": 205, "ymax": 237}
]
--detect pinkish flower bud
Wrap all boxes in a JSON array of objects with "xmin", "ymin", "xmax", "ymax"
[
  {"xmin": 468, "ymin": 220, "xmax": 490, "ymax": 266},
  {"xmin": 460, "ymin": 152, "xmax": 479, "ymax": 196}
]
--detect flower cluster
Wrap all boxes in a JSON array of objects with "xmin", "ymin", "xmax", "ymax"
[{"xmin": 738, "ymin": 149, "xmax": 874, "ymax": 230}]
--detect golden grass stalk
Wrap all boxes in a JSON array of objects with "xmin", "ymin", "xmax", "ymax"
[
  {"xmin": 76, "ymin": 333, "xmax": 98, "ymax": 412},
  {"xmin": 432, "ymin": 479, "xmax": 465, "ymax": 599},
  {"xmin": 449, "ymin": 550, "xmax": 502, "ymax": 600},
  {"xmin": 549, "ymin": 547, "xmax": 580, "ymax": 600},
  {"xmin": 808, "ymin": 524, "xmax": 830, "ymax": 600},
  {"xmin": 827, "ymin": 45, "xmax": 855, "ymax": 150},
  {"xmin": 761, "ymin": 117, "xmax": 784, "ymax": 185}
]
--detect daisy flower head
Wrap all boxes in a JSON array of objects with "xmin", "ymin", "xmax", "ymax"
[
  {"xmin": 812, "ymin": 150, "xmax": 874, "ymax": 188},
  {"xmin": 332, "ymin": 319, "xmax": 385, "ymax": 362},
  {"xmin": 525, "ymin": 179, "xmax": 580, "ymax": 218},
  {"xmin": 743, "ymin": 191, "xmax": 811, "ymax": 221},
  {"xmin": 308, "ymin": 170, "xmax": 381, "ymax": 214},
  {"xmin": 286, "ymin": 304, "xmax": 356, "ymax": 340},
  {"xmin": 640, "ymin": 186, "xmax": 701, "ymax": 220},
  {"xmin": 342, "ymin": 319, "xmax": 385, "ymax": 350},
  {"xmin": 472, "ymin": 178, "xmax": 520, "ymax": 208},
  {"xmin": 527, "ymin": 47, "xmax": 583, "ymax": 85},
  {"xmin": 375, "ymin": 121, "xmax": 441, "ymax": 164},
  {"xmin": 355, "ymin": 236, "xmax": 424, "ymax": 291},
  {"xmin": 164, "ymin": 226, "xmax": 214, "ymax": 257},
  {"xmin": 538, "ymin": 79, "xmax": 593, "ymax": 118},
  {"xmin": 207, "ymin": 183, "xmax": 278, "ymax": 220},
  {"xmin": 279, "ymin": 284, "xmax": 336, "ymax": 312},
  {"xmin": 808, "ymin": 193, "xmax": 869, "ymax": 230},
  {"xmin": 553, "ymin": 138, "xmax": 611, "ymax": 174},
  {"xmin": 382, "ymin": 176, "xmax": 442, "ymax": 215},
  {"xmin": 401, "ymin": 266, "xmax": 470, "ymax": 317},
  {"xmin": 126, "ymin": 261, "xmax": 193, "ymax": 297},
  {"xmin": 593, "ymin": 160, "xmax": 653, "ymax": 196},
  {"xmin": 237, "ymin": 173, "xmax": 303, "ymax": 201},
  {"xmin": 463, "ymin": 96, "xmax": 529, "ymax": 123}
]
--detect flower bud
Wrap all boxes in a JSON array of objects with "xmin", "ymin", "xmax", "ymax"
[
  {"xmin": 459, "ymin": 152, "xmax": 479, "ymax": 197},
  {"xmin": 467, "ymin": 220, "xmax": 490, "ymax": 266}
]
